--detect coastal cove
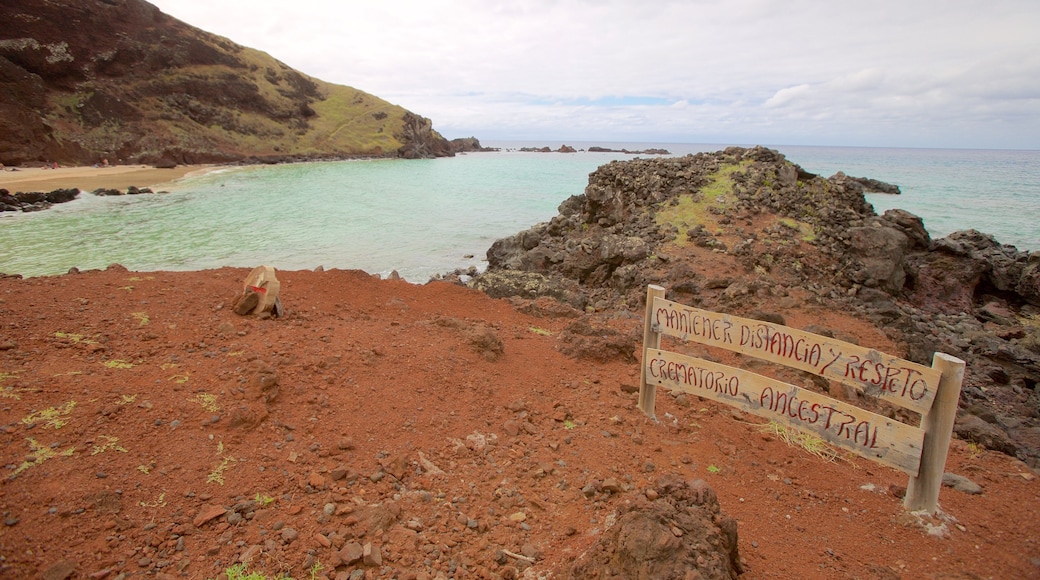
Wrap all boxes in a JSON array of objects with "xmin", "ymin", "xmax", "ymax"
[{"xmin": 1, "ymin": 143, "xmax": 1037, "ymax": 281}]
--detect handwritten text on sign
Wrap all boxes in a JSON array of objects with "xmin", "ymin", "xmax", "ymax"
[
  {"xmin": 650, "ymin": 297, "xmax": 940, "ymax": 414},
  {"xmin": 646, "ymin": 348, "xmax": 925, "ymax": 475}
]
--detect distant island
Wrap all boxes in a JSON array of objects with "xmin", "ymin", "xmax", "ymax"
[{"xmin": 507, "ymin": 145, "xmax": 670, "ymax": 154}]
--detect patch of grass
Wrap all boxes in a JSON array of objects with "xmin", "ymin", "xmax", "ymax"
[
  {"xmin": 22, "ymin": 400, "xmax": 76, "ymax": 429},
  {"xmin": 138, "ymin": 492, "xmax": 167, "ymax": 508},
  {"xmin": 528, "ymin": 326, "xmax": 554, "ymax": 336},
  {"xmin": 207, "ymin": 455, "xmax": 235, "ymax": 485},
  {"xmin": 91, "ymin": 435, "xmax": 128, "ymax": 455},
  {"xmin": 655, "ymin": 160, "xmax": 751, "ymax": 244},
  {"xmin": 777, "ymin": 217, "xmax": 817, "ymax": 242},
  {"xmin": 54, "ymin": 331, "xmax": 97, "ymax": 345},
  {"xmin": 968, "ymin": 441, "xmax": 984, "ymax": 459},
  {"xmin": 760, "ymin": 420, "xmax": 839, "ymax": 462},
  {"xmin": 117, "ymin": 394, "xmax": 138, "ymax": 405},
  {"xmin": 12, "ymin": 438, "xmax": 75, "ymax": 476},
  {"xmin": 707, "ymin": 465, "xmax": 721, "ymax": 474},
  {"xmin": 169, "ymin": 374, "xmax": 190, "ymax": 384},
  {"xmin": 221, "ymin": 563, "xmax": 268, "ymax": 580},
  {"xmin": 563, "ymin": 420, "xmax": 576, "ymax": 430},
  {"xmin": 104, "ymin": 360, "xmax": 135, "ymax": 369},
  {"xmin": 1, "ymin": 372, "xmax": 29, "ymax": 400},
  {"xmin": 307, "ymin": 83, "xmax": 407, "ymax": 155},
  {"xmin": 137, "ymin": 465, "xmax": 151, "ymax": 474},
  {"xmin": 132, "ymin": 312, "xmax": 150, "ymax": 326},
  {"xmin": 192, "ymin": 392, "xmax": 219, "ymax": 412},
  {"xmin": 254, "ymin": 492, "xmax": 276, "ymax": 506}
]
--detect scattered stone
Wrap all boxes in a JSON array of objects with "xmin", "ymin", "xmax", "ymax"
[
  {"xmin": 363, "ymin": 542, "xmax": 382, "ymax": 566},
  {"xmin": 193, "ymin": 504, "xmax": 227, "ymax": 527},
  {"xmin": 942, "ymin": 473, "xmax": 983, "ymax": 495},
  {"xmin": 239, "ymin": 544, "xmax": 262, "ymax": 564},
  {"xmin": 339, "ymin": 542, "xmax": 363, "ymax": 565},
  {"xmin": 41, "ymin": 559, "xmax": 77, "ymax": 580}
]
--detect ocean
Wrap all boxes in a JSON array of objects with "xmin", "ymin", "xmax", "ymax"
[{"xmin": 1, "ymin": 142, "xmax": 1037, "ymax": 282}]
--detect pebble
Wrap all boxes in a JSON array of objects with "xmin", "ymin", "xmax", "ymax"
[{"xmin": 281, "ymin": 527, "xmax": 298, "ymax": 542}]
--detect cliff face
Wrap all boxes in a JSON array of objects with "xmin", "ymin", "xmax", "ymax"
[{"xmin": 0, "ymin": 0, "xmax": 453, "ymax": 165}]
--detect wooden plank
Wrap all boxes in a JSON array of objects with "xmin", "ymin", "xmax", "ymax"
[
  {"xmin": 646, "ymin": 348, "xmax": 925, "ymax": 475},
  {"xmin": 638, "ymin": 285, "xmax": 666, "ymax": 418},
  {"xmin": 649, "ymin": 296, "xmax": 941, "ymax": 414},
  {"xmin": 904, "ymin": 352, "xmax": 966, "ymax": 514}
]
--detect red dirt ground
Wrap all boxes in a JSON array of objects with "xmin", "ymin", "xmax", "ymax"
[{"xmin": 1, "ymin": 266, "xmax": 1038, "ymax": 579}]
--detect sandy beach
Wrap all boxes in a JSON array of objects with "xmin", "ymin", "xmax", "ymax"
[{"xmin": 0, "ymin": 164, "xmax": 213, "ymax": 192}]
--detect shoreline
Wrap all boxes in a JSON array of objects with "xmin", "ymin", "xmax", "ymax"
[{"xmin": 0, "ymin": 164, "xmax": 216, "ymax": 193}]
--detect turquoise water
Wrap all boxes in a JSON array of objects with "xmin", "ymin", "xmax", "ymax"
[{"xmin": 1, "ymin": 142, "xmax": 1037, "ymax": 282}]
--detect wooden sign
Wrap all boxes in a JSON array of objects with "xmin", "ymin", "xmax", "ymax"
[
  {"xmin": 637, "ymin": 285, "xmax": 964, "ymax": 516},
  {"xmin": 649, "ymin": 296, "xmax": 941, "ymax": 414}
]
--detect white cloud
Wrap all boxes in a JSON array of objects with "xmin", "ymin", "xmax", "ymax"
[{"xmin": 149, "ymin": 0, "xmax": 1040, "ymax": 148}]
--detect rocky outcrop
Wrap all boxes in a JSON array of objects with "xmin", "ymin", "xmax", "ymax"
[
  {"xmin": 0, "ymin": 187, "xmax": 78, "ymax": 211},
  {"xmin": 470, "ymin": 146, "xmax": 1040, "ymax": 468},
  {"xmin": 588, "ymin": 146, "xmax": 671, "ymax": 155},
  {"xmin": 395, "ymin": 113, "xmax": 454, "ymax": 159},
  {"xmin": 0, "ymin": 0, "xmax": 453, "ymax": 165},
  {"xmin": 831, "ymin": 171, "xmax": 902, "ymax": 194},
  {"xmin": 561, "ymin": 476, "xmax": 741, "ymax": 579},
  {"xmin": 909, "ymin": 230, "xmax": 1040, "ymax": 309},
  {"xmin": 450, "ymin": 137, "xmax": 497, "ymax": 153}
]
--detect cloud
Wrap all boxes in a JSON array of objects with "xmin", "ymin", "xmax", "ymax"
[{"xmin": 149, "ymin": 0, "xmax": 1040, "ymax": 148}]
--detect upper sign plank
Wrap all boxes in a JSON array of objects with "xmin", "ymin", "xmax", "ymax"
[{"xmin": 650, "ymin": 297, "xmax": 940, "ymax": 414}]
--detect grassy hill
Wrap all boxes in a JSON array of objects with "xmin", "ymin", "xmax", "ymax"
[{"xmin": 0, "ymin": 0, "xmax": 453, "ymax": 166}]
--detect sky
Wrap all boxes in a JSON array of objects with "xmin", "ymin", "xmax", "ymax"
[{"xmin": 148, "ymin": 0, "xmax": 1040, "ymax": 149}]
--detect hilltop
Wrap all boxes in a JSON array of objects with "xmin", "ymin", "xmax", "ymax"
[{"xmin": 0, "ymin": 0, "xmax": 456, "ymax": 166}]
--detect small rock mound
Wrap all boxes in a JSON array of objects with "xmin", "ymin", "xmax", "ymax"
[{"xmin": 561, "ymin": 475, "xmax": 741, "ymax": 579}]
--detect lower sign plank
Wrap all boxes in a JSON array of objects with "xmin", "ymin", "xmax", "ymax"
[{"xmin": 646, "ymin": 348, "xmax": 925, "ymax": 476}]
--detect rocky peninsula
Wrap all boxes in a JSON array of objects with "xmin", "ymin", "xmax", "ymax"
[{"xmin": 468, "ymin": 146, "xmax": 1039, "ymax": 469}]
